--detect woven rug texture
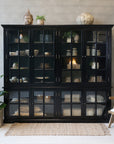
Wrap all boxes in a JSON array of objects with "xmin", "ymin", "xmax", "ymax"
[{"xmin": 5, "ymin": 123, "xmax": 110, "ymax": 136}]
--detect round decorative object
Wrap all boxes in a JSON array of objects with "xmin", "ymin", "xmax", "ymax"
[
  {"xmin": 76, "ymin": 13, "xmax": 94, "ymax": 24},
  {"xmin": 24, "ymin": 9, "xmax": 33, "ymax": 25}
]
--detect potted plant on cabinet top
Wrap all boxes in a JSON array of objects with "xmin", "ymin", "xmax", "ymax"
[
  {"xmin": 0, "ymin": 75, "xmax": 7, "ymax": 128},
  {"xmin": 36, "ymin": 15, "xmax": 45, "ymax": 25}
]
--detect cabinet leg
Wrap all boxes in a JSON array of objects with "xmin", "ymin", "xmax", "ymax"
[{"xmin": 108, "ymin": 115, "xmax": 114, "ymax": 128}]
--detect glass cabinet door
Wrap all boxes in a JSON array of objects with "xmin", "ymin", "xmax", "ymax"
[
  {"xmin": 9, "ymin": 90, "xmax": 30, "ymax": 117},
  {"xmin": 60, "ymin": 91, "xmax": 82, "ymax": 117},
  {"xmin": 60, "ymin": 30, "xmax": 82, "ymax": 83},
  {"xmin": 31, "ymin": 29, "xmax": 56, "ymax": 83},
  {"xmin": 8, "ymin": 29, "xmax": 30, "ymax": 85},
  {"xmin": 33, "ymin": 90, "xmax": 55, "ymax": 117},
  {"xmin": 85, "ymin": 90, "xmax": 106, "ymax": 116},
  {"xmin": 85, "ymin": 30, "xmax": 107, "ymax": 83}
]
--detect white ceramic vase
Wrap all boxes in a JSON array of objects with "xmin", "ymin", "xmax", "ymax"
[{"xmin": 37, "ymin": 19, "xmax": 44, "ymax": 25}]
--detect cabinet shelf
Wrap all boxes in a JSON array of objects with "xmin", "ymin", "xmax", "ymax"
[{"xmin": 62, "ymin": 69, "xmax": 81, "ymax": 71}]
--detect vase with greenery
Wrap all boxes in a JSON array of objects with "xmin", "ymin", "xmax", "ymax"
[
  {"xmin": 36, "ymin": 15, "xmax": 45, "ymax": 25},
  {"xmin": 63, "ymin": 31, "xmax": 77, "ymax": 43},
  {"xmin": 0, "ymin": 75, "xmax": 7, "ymax": 127}
]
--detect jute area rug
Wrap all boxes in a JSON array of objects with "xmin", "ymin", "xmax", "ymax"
[{"xmin": 5, "ymin": 123, "xmax": 110, "ymax": 136}]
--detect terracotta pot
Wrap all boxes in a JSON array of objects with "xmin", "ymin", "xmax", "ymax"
[
  {"xmin": 37, "ymin": 19, "xmax": 44, "ymax": 25},
  {"xmin": 0, "ymin": 109, "xmax": 3, "ymax": 128}
]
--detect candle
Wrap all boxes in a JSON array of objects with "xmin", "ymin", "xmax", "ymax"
[{"xmin": 72, "ymin": 59, "xmax": 77, "ymax": 69}]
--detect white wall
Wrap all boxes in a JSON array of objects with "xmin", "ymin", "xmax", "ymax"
[{"xmin": 0, "ymin": 0, "xmax": 114, "ymax": 102}]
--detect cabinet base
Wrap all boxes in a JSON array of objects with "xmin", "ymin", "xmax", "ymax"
[{"xmin": 4, "ymin": 116, "xmax": 110, "ymax": 123}]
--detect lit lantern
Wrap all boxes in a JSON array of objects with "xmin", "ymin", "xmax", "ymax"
[
  {"xmin": 72, "ymin": 59, "xmax": 77, "ymax": 69},
  {"xmin": 67, "ymin": 58, "xmax": 80, "ymax": 69}
]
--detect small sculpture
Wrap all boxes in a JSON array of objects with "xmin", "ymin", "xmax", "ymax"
[
  {"xmin": 76, "ymin": 13, "xmax": 94, "ymax": 24},
  {"xmin": 24, "ymin": 9, "xmax": 33, "ymax": 25}
]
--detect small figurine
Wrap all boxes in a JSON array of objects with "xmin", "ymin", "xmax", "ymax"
[{"xmin": 24, "ymin": 9, "xmax": 33, "ymax": 25}]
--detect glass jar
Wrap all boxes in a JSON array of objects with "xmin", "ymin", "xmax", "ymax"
[
  {"xmin": 66, "ymin": 50, "xmax": 71, "ymax": 56},
  {"xmin": 86, "ymin": 47, "xmax": 90, "ymax": 56},
  {"xmin": 72, "ymin": 48, "xmax": 77, "ymax": 56},
  {"xmin": 97, "ymin": 50, "xmax": 101, "ymax": 56}
]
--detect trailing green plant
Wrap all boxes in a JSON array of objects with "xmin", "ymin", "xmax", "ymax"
[
  {"xmin": 0, "ymin": 75, "xmax": 7, "ymax": 110},
  {"xmin": 36, "ymin": 15, "xmax": 45, "ymax": 21}
]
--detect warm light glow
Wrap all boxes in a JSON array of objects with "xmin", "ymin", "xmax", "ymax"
[
  {"xmin": 69, "ymin": 59, "xmax": 77, "ymax": 64},
  {"xmin": 72, "ymin": 59, "xmax": 77, "ymax": 64}
]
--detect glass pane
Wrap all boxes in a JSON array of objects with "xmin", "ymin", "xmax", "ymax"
[
  {"xmin": 44, "ymin": 44, "xmax": 54, "ymax": 56},
  {"xmin": 86, "ymin": 44, "xmax": 96, "ymax": 56},
  {"xmin": 72, "ymin": 71, "xmax": 81, "ymax": 83},
  {"xmin": 32, "ymin": 30, "xmax": 43, "ymax": 43},
  {"xmin": 72, "ymin": 46, "xmax": 81, "ymax": 56},
  {"xmin": 44, "ymin": 30, "xmax": 53, "ymax": 43},
  {"xmin": 72, "ymin": 31, "xmax": 81, "ymax": 43},
  {"xmin": 61, "ymin": 91, "xmax": 71, "ymax": 103},
  {"xmin": 34, "ymin": 57, "xmax": 44, "ymax": 70},
  {"xmin": 9, "ymin": 45, "xmax": 18, "ymax": 56},
  {"xmin": 44, "ymin": 57, "xmax": 54, "ymax": 69},
  {"xmin": 72, "ymin": 91, "xmax": 81, "ymax": 102},
  {"xmin": 72, "ymin": 105, "xmax": 81, "ymax": 116},
  {"xmin": 97, "ymin": 75, "xmax": 104, "ymax": 82},
  {"xmin": 86, "ymin": 91, "xmax": 95, "ymax": 103},
  {"xmin": 19, "ymin": 44, "xmax": 29, "ymax": 56},
  {"xmin": 86, "ymin": 57, "xmax": 97, "ymax": 83},
  {"xmin": 62, "ymin": 104, "xmax": 71, "ymax": 116},
  {"xmin": 97, "ymin": 58, "xmax": 106, "ymax": 70},
  {"xmin": 97, "ymin": 44, "xmax": 106, "ymax": 56},
  {"xmin": 62, "ymin": 44, "xmax": 71, "ymax": 56},
  {"xmin": 62, "ymin": 31, "xmax": 71, "ymax": 43},
  {"xmin": 34, "ymin": 105, "xmax": 43, "ymax": 116},
  {"xmin": 97, "ymin": 91, "xmax": 106, "ymax": 103},
  {"xmin": 45, "ymin": 91, "xmax": 54, "ymax": 103},
  {"xmin": 62, "ymin": 57, "xmax": 71, "ymax": 70},
  {"xmin": 86, "ymin": 104, "xmax": 95, "ymax": 116},
  {"xmin": 9, "ymin": 91, "xmax": 18, "ymax": 103},
  {"xmin": 44, "ymin": 70, "xmax": 55, "ymax": 82},
  {"xmin": 97, "ymin": 104, "xmax": 105, "ymax": 116},
  {"xmin": 34, "ymin": 91, "xmax": 43, "ymax": 103},
  {"xmin": 9, "ymin": 104, "xmax": 18, "ymax": 116},
  {"xmin": 20, "ymin": 91, "xmax": 29, "ymax": 103},
  {"xmin": 88, "ymin": 74, "xmax": 96, "ymax": 83},
  {"xmin": 33, "ymin": 70, "xmax": 44, "ymax": 83},
  {"xmin": 20, "ymin": 72, "xmax": 29, "ymax": 83},
  {"xmin": 9, "ymin": 57, "xmax": 19, "ymax": 84},
  {"xmin": 20, "ymin": 104, "xmax": 29, "ymax": 116},
  {"xmin": 20, "ymin": 56, "xmax": 29, "ymax": 83},
  {"xmin": 97, "ymin": 31, "xmax": 106, "ymax": 43},
  {"xmin": 86, "ymin": 31, "xmax": 96, "ymax": 43},
  {"xmin": 45, "ymin": 105, "xmax": 54, "ymax": 117},
  {"xmin": 8, "ymin": 30, "xmax": 19, "ymax": 43},
  {"xmin": 72, "ymin": 58, "xmax": 81, "ymax": 70},
  {"xmin": 62, "ymin": 71, "xmax": 71, "ymax": 83},
  {"xmin": 19, "ymin": 30, "xmax": 29, "ymax": 43}
]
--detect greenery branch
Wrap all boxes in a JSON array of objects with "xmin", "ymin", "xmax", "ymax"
[{"xmin": 36, "ymin": 16, "xmax": 45, "ymax": 21}]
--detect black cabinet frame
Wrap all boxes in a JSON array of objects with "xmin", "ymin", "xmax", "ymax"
[{"xmin": 2, "ymin": 24, "xmax": 113, "ymax": 123}]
